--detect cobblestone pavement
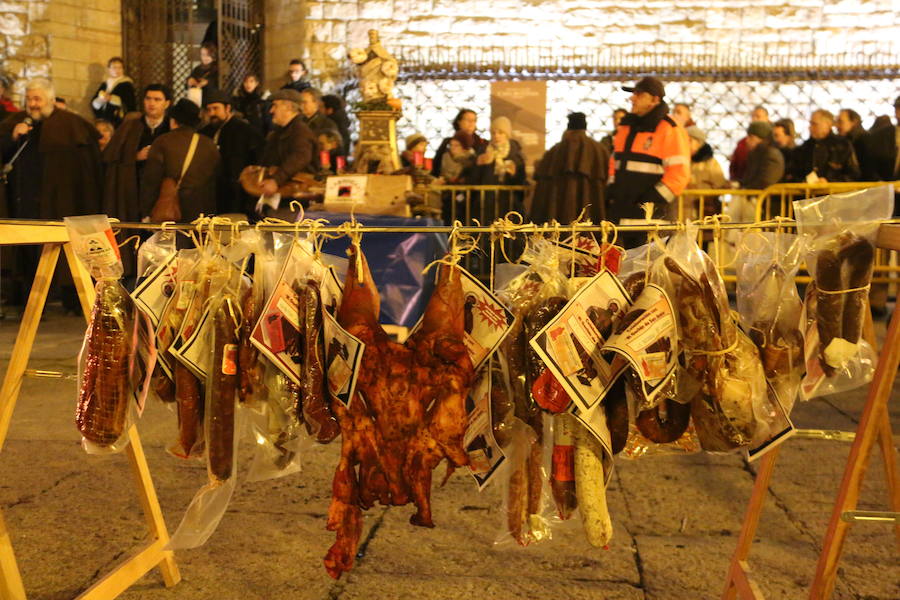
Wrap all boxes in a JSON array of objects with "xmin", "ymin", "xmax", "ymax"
[{"xmin": 0, "ymin": 309, "xmax": 897, "ymax": 600}]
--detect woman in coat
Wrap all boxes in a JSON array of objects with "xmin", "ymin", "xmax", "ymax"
[{"xmin": 469, "ymin": 116, "xmax": 526, "ymax": 223}]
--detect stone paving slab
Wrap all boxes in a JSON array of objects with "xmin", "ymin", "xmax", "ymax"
[{"xmin": 1, "ymin": 313, "xmax": 898, "ymax": 599}]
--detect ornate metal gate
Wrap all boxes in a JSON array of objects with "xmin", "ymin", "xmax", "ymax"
[{"xmin": 122, "ymin": 0, "xmax": 263, "ymax": 99}]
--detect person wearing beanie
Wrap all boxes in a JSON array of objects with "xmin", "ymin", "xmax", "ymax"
[
  {"xmin": 470, "ymin": 115, "xmax": 526, "ymax": 220},
  {"xmin": 139, "ymin": 97, "xmax": 220, "ymax": 223},
  {"xmin": 790, "ymin": 109, "xmax": 859, "ymax": 183},
  {"xmin": 531, "ymin": 111, "xmax": 609, "ymax": 225},
  {"xmin": 401, "ymin": 132, "xmax": 427, "ymax": 168},
  {"xmin": 607, "ymin": 76, "xmax": 691, "ymax": 245},
  {"xmin": 741, "ymin": 120, "xmax": 785, "ymax": 191},
  {"xmin": 680, "ymin": 125, "xmax": 727, "ymax": 220}
]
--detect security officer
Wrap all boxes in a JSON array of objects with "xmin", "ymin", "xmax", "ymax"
[{"xmin": 607, "ymin": 76, "xmax": 690, "ymax": 245}]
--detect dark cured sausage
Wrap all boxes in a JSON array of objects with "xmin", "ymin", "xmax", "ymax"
[
  {"xmin": 207, "ymin": 297, "xmax": 238, "ymax": 481},
  {"xmin": 300, "ymin": 281, "xmax": 340, "ymax": 443}
]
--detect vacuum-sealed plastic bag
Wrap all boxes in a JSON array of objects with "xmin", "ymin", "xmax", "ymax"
[
  {"xmin": 794, "ymin": 185, "xmax": 892, "ymax": 399},
  {"xmin": 67, "ymin": 215, "xmax": 156, "ymax": 454},
  {"xmin": 649, "ymin": 228, "xmax": 769, "ymax": 452},
  {"xmin": 735, "ymin": 231, "xmax": 805, "ymax": 413}
]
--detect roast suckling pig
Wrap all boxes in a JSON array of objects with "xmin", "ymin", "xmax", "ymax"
[{"xmin": 324, "ymin": 247, "xmax": 475, "ymax": 578}]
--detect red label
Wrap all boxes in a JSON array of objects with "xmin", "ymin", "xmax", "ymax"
[
  {"xmin": 222, "ymin": 344, "xmax": 238, "ymax": 375},
  {"xmin": 532, "ymin": 369, "xmax": 571, "ymax": 413},
  {"xmin": 552, "ymin": 445, "xmax": 575, "ymax": 482},
  {"xmin": 599, "ymin": 243, "xmax": 622, "ymax": 275}
]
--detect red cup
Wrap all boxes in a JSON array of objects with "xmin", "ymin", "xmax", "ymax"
[{"xmin": 319, "ymin": 150, "xmax": 331, "ymax": 169}]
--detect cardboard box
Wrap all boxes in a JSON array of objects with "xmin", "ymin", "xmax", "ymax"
[{"xmin": 322, "ymin": 174, "xmax": 412, "ymax": 217}]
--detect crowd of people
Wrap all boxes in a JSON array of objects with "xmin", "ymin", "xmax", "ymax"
[{"xmin": 0, "ymin": 57, "xmax": 898, "ymax": 243}]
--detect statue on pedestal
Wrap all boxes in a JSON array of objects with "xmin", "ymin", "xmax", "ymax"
[
  {"xmin": 349, "ymin": 29, "xmax": 399, "ymax": 108},
  {"xmin": 348, "ymin": 30, "xmax": 401, "ymax": 173}
]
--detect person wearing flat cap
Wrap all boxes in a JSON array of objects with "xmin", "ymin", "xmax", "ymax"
[
  {"xmin": 258, "ymin": 88, "xmax": 318, "ymax": 201},
  {"xmin": 607, "ymin": 76, "xmax": 690, "ymax": 244},
  {"xmin": 139, "ymin": 98, "xmax": 220, "ymax": 223},
  {"xmin": 200, "ymin": 88, "xmax": 264, "ymax": 216},
  {"xmin": 531, "ymin": 111, "xmax": 610, "ymax": 224}
]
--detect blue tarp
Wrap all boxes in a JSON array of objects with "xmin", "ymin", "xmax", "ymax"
[{"xmin": 305, "ymin": 212, "xmax": 448, "ymax": 328}]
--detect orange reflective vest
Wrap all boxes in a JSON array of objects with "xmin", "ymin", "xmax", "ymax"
[{"xmin": 608, "ymin": 103, "xmax": 690, "ymax": 214}]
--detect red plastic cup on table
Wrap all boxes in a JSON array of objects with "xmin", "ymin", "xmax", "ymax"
[
  {"xmin": 319, "ymin": 151, "xmax": 331, "ymax": 169},
  {"xmin": 424, "ymin": 158, "xmax": 433, "ymax": 172},
  {"xmin": 336, "ymin": 156, "xmax": 346, "ymax": 172},
  {"xmin": 413, "ymin": 151, "xmax": 424, "ymax": 168}
]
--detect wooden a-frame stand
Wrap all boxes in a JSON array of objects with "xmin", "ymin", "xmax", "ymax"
[
  {"xmin": 722, "ymin": 224, "xmax": 900, "ymax": 600},
  {"xmin": 0, "ymin": 223, "xmax": 180, "ymax": 599}
]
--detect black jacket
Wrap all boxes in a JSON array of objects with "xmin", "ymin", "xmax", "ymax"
[
  {"xmin": 742, "ymin": 141, "xmax": 785, "ymax": 189},
  {"xmin": 861, "ymin": 124, "xmax": 898, "ymax": 181},
  {"xmin": 261, "ymin": 114, "xmax": 317, "ymax": 186},
  {"xmin": 200, "ymin": 116, "xmax": 265, "ymax": 215},
  {"xmin": 139, "ymin": 126, "xmax": 220, "ymax": 221},
  {"xmin": 303, "ymin": 112, "xmax": 340, "ymax": 139},
  {"xmin": 792, "ymin": 133, "xmax": 860, "ymax": 182},
  {"xmin": 233, "ymin": 88, "xmax": 270, "ymax": 136},
  {"xmin": 282, "ymin": 79, "xmax": 311, "ymax": 93}
]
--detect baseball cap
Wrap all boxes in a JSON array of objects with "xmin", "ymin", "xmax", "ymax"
[{"xmin": 622, "ymin": 76, "xmax": 665, "ymax": 99}]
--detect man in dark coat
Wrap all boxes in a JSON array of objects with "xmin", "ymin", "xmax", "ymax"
[
  {"xmin": 0, "ymin": 78, "xmax": 102, "ymax": 219},
  {"xmin": 531, "ymin": 112, "xmax": 609, "ymax": 225},
  {"xmin": 200, "ymin": 89, "xmax": 264, "ymax": 216},
  {"xmin": 101, "ymin": 84, "xmax": 172, "ymax": 221},
  {"xmin": 259, "ymin": 89, "xmax": 317, "ymax": 201},
  {"xmin": 861, "ymin": 96, "xmax": 900, "ymax": 186},
  {"xmin": 791, "ymin": 109, "xmax": 860, "ymax": 182},
  {"xmin": 139, "ymin": 99, "xmax": 219, "ymax": 222},
  {"xmin": 0, "ymin": 78, "xmax": 102, "ymax": 309}
]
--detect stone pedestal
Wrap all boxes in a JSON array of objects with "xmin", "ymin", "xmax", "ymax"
[{"xmin": 353, "ymin": 110, "xmax": 401, "ymax": 174}]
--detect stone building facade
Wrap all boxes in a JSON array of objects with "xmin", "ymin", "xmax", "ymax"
[
  {"xmin": 0, "ymin": 0, "xmax": 896, "ymax": 156},
  {"xmin": 1, "ymin": 0, "xmax": 121, "ymax": 115}
]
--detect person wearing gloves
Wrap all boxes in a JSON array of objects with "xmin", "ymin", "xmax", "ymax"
[
  {"xmin": 470, "ymin": 116, "xmax": 526, "ymax": 222},
  {"xmin": 607, "ymin": 76, "xmax": 690, "ymax": 244},
  {"xmin": 680, "ymin": 125, "xmax": 727, "ymax": 220}
]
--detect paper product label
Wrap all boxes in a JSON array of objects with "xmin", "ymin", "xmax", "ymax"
[
  {"xmin": 409, "ymin": 266, "xmax": 514, "ymax": 370},
  {"xmin": 131, "ymin": 252, "xmax": 177, "ymax": 328},
  {"xmin": 603, "ymin": 283, "xmax": 678, "ymax": 407},
  {"xmin": 464, "ymin": 365, "xmax": 506, "ymax": 490},
  {"xmin": 170, "ymin": 307, "xmax": 212, "ymax": 380},
  {"xmin": 530, "ymin": 270, "xmax": 630, "ymax": 412},
  {"xmin": 322, "ymin": 309, "xmax": 364, "ymax": 408}
]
